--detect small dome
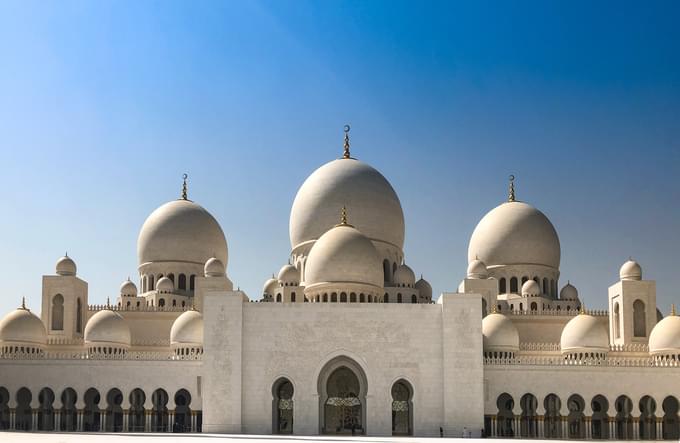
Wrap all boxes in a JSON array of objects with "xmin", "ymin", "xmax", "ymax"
[
  {"xmin": 0, "ymin": 303, "xmax": 47, "ymax": 348},
  {"xmin": 560, "ymin": 312, "xmax": 609, "ymax": 355},
  {"xmin": 305, "ymin": 223, "xmax": 383, "ymax": 289},
  {"xmin": 56, "ymin": 255, "xmax": 77, "ymax": 276},
  {"xmin": 156, "ymin": 277, "xmax": 174, "ymax": 294},
  {"xmin": 415, "ymin": 276, "xmax": 432, "ymax": 300},
  {"xmin": 467, "ymin": 259, "xmax": 488, "ymax": 279},
  {"xmin": 263, "ymin": 277, "xmax": 279, "ymax": 296},
  {"xmin": 468, "ymin": 201, "xmax": 561, "ymax": 270},
  {"xmin": 521, "ymin": 280, "xmax": 541, "ymax": 297},
  {"xmin": 560, "ymin": 282, "xmax": 579, "ymax": 301},
  {"xmin": 84, "ymin": 310, "xmax": 131, "ymax": 347},
  {"xmin": 120, "ymin": 279, "xmax": 138, "ymax": 297},
  {"xmin": 620, "ymin": 259, "xmax": 642, "ymax": 281},
  {"xmin": 277, "ymin": 264, "xmax": 299, "ymax": 285},
  {"xmin": 482, "ymin": 312, "xmax": 519, "ymax": 353},
  {"xmin": 138, "ymin": 199, "xmax": 228, "ymax": 268},
  {"xmin": 393, "ymin": 264, "xmax": 416, "ymax": 287},
  {"xmin": 170, "ymin": 310, "xmax": 203, "ymax": 347},
  {"xmin": 204, "ymin": 257, "xmax": 225, "ymax": 277},
  {"xmin": 649, "ymin": 312, "xmax": 680, "ymax": 357}
]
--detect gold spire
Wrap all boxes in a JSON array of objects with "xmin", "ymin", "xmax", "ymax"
[
  {"xmin": 579, "ymin": 304, "xmax": 586, "ymax": 315},
  {"xmin": 106, "ymin": 297, "xmax": 111, "ymax": 309},
  {"xmin": 491, "ymin": 303, "xmax": 497, "ymax": 314},
  {"xmin": 672, "ymin": 304, "xmax": 676, "ymax": 316},
  {"xmin": 508, "ymin": 175, "xmax": 516, "ymax": 202},
  {"xmin": 181, "ymin": 173, "xmax": 188, "ymax": 200},
  {"xmin": 336, "ymin": 205, "xmax": 354, "ymax": 227},
  {"xmin": 342, "ymin": 125, "xmax": 351, "ymax": 159},
  {"xmin": 20, "ymin": 296, "xmax": 27, "ymax": 310}
]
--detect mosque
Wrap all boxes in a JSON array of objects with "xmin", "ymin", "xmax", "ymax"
[{"xmin": 0, "ymin": 127, "xmax": 679, "ymax": 439}]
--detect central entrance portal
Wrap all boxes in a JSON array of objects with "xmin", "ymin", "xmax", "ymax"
[{"xmin": 318, "ymin": 356, "xmax": 367, "ymax": 435}]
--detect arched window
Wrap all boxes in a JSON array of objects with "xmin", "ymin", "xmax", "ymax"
[
  {"xmin": 149, "ymin": 275, "xmax": 155, "ymax": 291},
  {"xmin": 276, "ymin": 294, "xmax": 281, "ymax": 303},
  {"xmin": 543, "ymin": 278, "xmax": 549, "ymax": 295},
  {"xmin": 614, "ymin": 302, "xmax": 621, "ymax": 339},
  {"xmin": 360, "ymin": 294, "xmax": 365, "ymax": 303},
  {"xmin": 634, "ymin": 300, "xmax": 646, "ymax": 337},
  {"xmin": 520, "ymin": 394, "xmax": 538, "ymax": 437},
  {"xmin": 397, "ymin": 293, "xmax": 402, "ymax": 303},
  {"xmin": 291, "ymin": 292, "xmax": 296, "ymax": 303},
  {"xmin": 499, "ymin": 278, "xmax": 507, "ymax": 294},
  {"xmin": 340, "ymin": 293, "xmax": 347, "ymax": 303},
  {"xmin": 383, "ymin": 259, "xmax": 391, "ymax": 283},
  {"xmin": 273, "ymin": 378, "xmax": 294, "ymax": 434},
  {"xmin": 384, "ymin": 294, "xmax": 389, "ymax": 303},
  {"xmin": 142, "ymin": 276, "xmax": 147, "ymax": 293},
  {"xmin": 391, "ymin": 380, "xmax": 413, "ymax": 436},
  {"xmin": 411, "ymin": 294, "xmax": 417, "ymax": 304},
  {"xmin": 331, "ymin": 293, "xmax": 337, "ymax": 303},
  {"xmin": 510, "ymin": 277, "xmax": 518, "ymax": 294},
  {"xmin": 521, "ymin": 276, "xmax": 528, "ymax": 285},
  {"xmin": 76, "ymin": 298, "xmax": 83, "ymax": 334},
  {"xmin": 350, "ymin": 293, "xmax": 356, "ymax": 303},
  {"xmin": 531, "ymin": 302, "xmax": 537, "ymax": 311},
  {"xmin": 168, "ymin": 273, "xmax": 175, "ymax": 284},
  {"xmin": 158, "ymin": 298, "xmax": 166, "ymax": 308},
  {"xmin": 178, "ymin": 274, "xmax": 187, "ymax": 290},
  {"xmin": 189, "ymin": 275, "xmax": 196, "ymax": 291},
  {"xmin": 323, "ymin": 294, "xmax": 328, "ymax": 302},
  {"xmin": 172, "ymin": 300, "xmax": 176, "ymax": 307},
  {"xmin": 51, "ymin": 294, "xmax": 64, "ymax": 331}
]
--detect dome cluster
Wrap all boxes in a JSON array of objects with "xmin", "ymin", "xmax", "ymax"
[
  {"xmin": 560, "ymin": 310, "xmax": 609, "ymax": 361},
  {"xmin": 85, "ymin": 308, "xmax": 131, "ymax": 356},
  {"xmin": 170, "ymin": 310, "xmax": 204, "ymax": 358},
  {"xmin": 0, "ymin": 300, "xmax": 47, "ymax": 356}
]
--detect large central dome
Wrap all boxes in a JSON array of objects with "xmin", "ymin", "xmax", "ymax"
[
  {"xmin": 290, "ymin": 158, "xmax": 405, "ymax": 252},
  {"xmin": 468, "ymin": 201, "xmax": 560, "ymax": 269},
  {"xmin": 138, "ymin": 199, "xmax": 228, "ymax": 267}
]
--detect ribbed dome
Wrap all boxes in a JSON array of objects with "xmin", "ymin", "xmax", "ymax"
[
  {"xmin": 84, "ymin": 310, "xmax": 131, "ymax": 347},
  {"xmin": 620, "ymin": 259, "xmax": 642, "ymax": 281},
  {"xmin": 649, "ymin": 314, "xmax": 680, "ymax": 356},
  {"xmin": 263, "ymin": 277, "xmax": 279, "ymax": 296},
  {"xmin": 482, "ymin": 312, "xmax": 519, "ymax": 353},
  {"xmin": 0, "ymin": 305, "xmax": 47, "ymax": 347},
  {"xmin": 393, "ymin": 264, "xmax": 415, "ymax": 287},
  {"xmin": 204, "ymin": 257, "xmax": 225, "ymax": 277},
  {"xmin": 521, "ymin": 280, "xmax": 541, "ymax": 297},
  {"xmin": 560, "ymin": 313, "xmax": 609, "ymax": 355},
  {"xmin": 560, "ymin": 282, "xmax": 579, "ymax": 301},
  {"xmin": 468, "ymin": 201, "xmax": 560, "ymax": 269},
  {"xmin": 138, "ymin": 199, "xmax": 228, "ymax": 267},
  {"xmin": 467, "ymin": 259, "xmax": 488, "ymax": 279},
  {"xmin": 277, "ymin": 264, "xmax": 299, "ymax": 285},
  {"xmin": 56, "ymin": 255, "xmax": 77, "ymax": 276},
  {"xmin": 290, "ymin": 159, "xmax": 404, "ymax": 252},
  {"xmin": 305, "ymin": 223, "xmax": 383, "ymax": 289},
  {"xmin": 156, "ymin": 277, "xmax": 174, "ymax": 294},
  {"xmin": 120, "ymin": 279, "xmax": 138, "ymax": 297},
  {"xmin": 170, "ymin": 310, "xmax": 203, "ymax": 347},
  {"xmin": 415, "ymin": 277, "xmax": 432, "ymax": 300}
]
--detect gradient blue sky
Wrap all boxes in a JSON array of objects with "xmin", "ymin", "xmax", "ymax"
[{"xmin": 0, "ymin": 1, "xmax": 679, "ymax": 315}]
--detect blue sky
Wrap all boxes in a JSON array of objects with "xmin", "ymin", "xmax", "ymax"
[{"xmin": 0, "ymin": 0, "xmax": 679, "ymax": 314}]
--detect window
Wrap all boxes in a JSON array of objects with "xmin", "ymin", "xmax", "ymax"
[
  {"xmin": 499, "ymin": 278, "xmax": 507, "ymax": 294},
  {"xmin": 291, "ymin": 292, "xmax": 296, "ymax": 303},
  {"xmin": 51, "ymin": 294, "xmax": 64, "ymax": 331},
  {"xmin": 633, "ymin": 300, "xmax": 646, "ymax": 337},
  {"xmin": 189, "ymin": 275, "xmax": 195, "ymax": 291},
  {"xmin": 178, "ymin": 274, "xmax": 186, "ymax": 290},
  {"xmin": 614, "ymin": 302, "xmax": 621, "ymax": 339},
  {"xmin": 510, "ymin": 277, "xmax": 518, "ymax": 294},
  {"xmin": 76, "ymin": 298, "xmax": 83, "ymax": 333}
]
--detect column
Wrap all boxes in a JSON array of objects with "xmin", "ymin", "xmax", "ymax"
[
  {"xmin": 9, "ymin": 409, "xmax": 15, "ymax": 430},
  {"xmin": 656, "ymin": 417, "xmax": 663, "ymax": 440},
  {"xmin": 514, "ymin": 416, "xmax": 521, "ymax": 438},
  {"xmin": 32, "ymin": 409, "xmax": 38, "ymax": 430},
  {"xmin": 633, "ymin": 417, "xmax": 640, "ymax": 440},
  {"xmin": 609, "ymin": 418, "xmax": 615, "ymax": 440},
  {"xmin": 191, "ymin": 411, "xmax": 197, "ymax": 433},
  {"xmin": 145, "ymin": 411, "xmax": 152, "ymax": 432},
  {"xmin": 562, "ymin": 417, "xmax": 568, "ymax": 438},
  {"xmin": 168, "ymin": 412, "xmax": 175, "ymax": 432},
  {"xmin": 585, "ymin": 417, "xmax": 592, "ymax": 439},
  {"xmin": 538, "ymin": 416, "xmax": 544, "ymax": 438},
  {"xmin": 55, "ymin": 410, "xmax": 61, "ymax": 431},
  {"xmin": 77, "ymin": 410, "xmax": 84, "ymax": 432},
  {"xmin": 123, "ymin": 411, "xmax": 129, "ymax": 432}
]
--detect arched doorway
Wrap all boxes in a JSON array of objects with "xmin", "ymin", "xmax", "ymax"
[
  {"xmin": 639, "ymin": 395, "xmax": 657, "ymax": 440},
  {"xmin": 662, "ymin": 396, "xmax": 679, "ymax": 439},
  {"xmin": 38, "ymin": 387, "xmax": 55, "ymax": 431},
  {"xmin": 496, "ymin": 393, "xmax": 514, "ymax": 437},
  {"xmin": 520, "ymin": 393, "xmax": 538, "ymax": 437},
  {"xmin": 319, "ymin": 357, "xmax": 367, "ymax": 435},
  {"xmin": 391, "ymin": 379, "xmax": 413, "ymax": 436},
  {"xmin": 273, "ymin": 378, "xmax": 294, "ymax": 434},
  {"xmin": 83, "ymin": 388, "xmax": 101, "ymax": 431},
  {"xmin": 567, "ymin": 394, "xmax": 585, "ymax": 438},
  {"xmin": 615, "ymin": 395, "xmax": 634, "ymax": 439},
  {"xmin": 15, "ymin": 387, "xmax": 32, "ymax": 431},
  {"xmin": 0, "ymin": 387, "xmax": 9, "ymax": 430},
  {"xmin": 591, "ymin": 395, "xmax": 609, "ymax": 439},
  {"xmin": 60, "ymin": 388, "xmax": 77, "ymax": 431},
  {"xmin": 151, "ymin": 389, "xmax": 169, "ymax": 432},
  {"xmin": 174, "ymin": 389, "xmax": 192, "ymax": 433},
  {"xmin": 544, "ymin": 394, "xmax": 562, "ymax": 438},
  {"xmin": 128, "ymin": 389, "xmax": 146, "ymax": 432},
  {"xmin": 105, "ymin": 388, "xmax": 124, "ymax": 432}
]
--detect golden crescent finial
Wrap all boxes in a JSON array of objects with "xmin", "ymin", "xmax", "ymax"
[
  {"xmin": 508, "ymin": 174, "xmax": 516, "ymax": 202},
  {"xmin": 21, "ymin": 296, "xmax": 26, "ymax": 310},
  {"xmin": 342, "ymin": 125, "xmax": 351, "ymax": 159},
  {"xmin": 672, "ymin": 304, "xmax": 676, "ymax": 316}
]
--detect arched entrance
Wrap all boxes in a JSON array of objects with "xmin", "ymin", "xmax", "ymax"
[
  {"xmin": 174, "ymin": 389, "xmax": 192, "ymax": 433},
  {"xmin": 544, "ymin": 393, "xmax": 562, "ymax": 438},
  {"xmin": 391, "ymin": 379, "xmax": 413, "ymax": 436},
  {"xmin": 272, "ymin": 378, "xmax": 294, "ymax": 434},
  {"xmin": 318, "ymin": 357, "xmax": 367, "ymax": 435},
  {"xmin": 591, "ymin": 395, "xmax": 609, "ymax": 439},
  {"xmin": 496, "ymin": 393, "xmax": 514, "ymax": 437},
  {"xmin": 520, "ymin": 393, "xmax": 538, "ymax": 437}
]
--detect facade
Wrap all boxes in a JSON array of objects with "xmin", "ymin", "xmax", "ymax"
[{"xmin": 0, "ymin": 129, "xmax": 679, "ymax": 439}]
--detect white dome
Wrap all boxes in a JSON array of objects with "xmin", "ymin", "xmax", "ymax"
[
  {"xmin": 120, "ymin": 279, "xmax": 137, "ymax": 297},
  {"xmin": 393, "ymin": 264, "xmax": 416, "ymax": 287},
  {"xmin": 84, "ymin": 310, "xmax": 131, "ymax": 347},
  {"xmin": 277, "ymin": 264, "xmax": 299, "ymax": 285},
  {"xmin": 521, "ymin": 280, "xmax": 541, "ymax": 297},
  {"xmin": 560, "ymin": 282, "xmax": 579, "ymax": 301},
  {"xmin": 305, "ymin": 223, "xmax": 383, "ymax": 289},
  {"xmin": 649, "ymin": 313, "xmax": 680, "ymax": 356},
  {"xmin": 56, "ymin": 255, "xmax": 77, "ymax": 276},
  {"xmin": 482, "ymin": 312, "xmax": 519, "ymax": 353},
  {"xmin": 560, "ymin": 313, "xmax": 609, "ymax": 355},
  {"xmin": 262, "ymin": 277, "xmax": 279, "ymax": 296},
  {"xmin": 138, "ymin": 199, "xmax": 228, "ymax": 267},
  {"xmin": 290, "ymin": 159, "xmax": 404, "ymax": 252},
  {"xmin": 468, "ymin": 201, "xmax": 560, "ymax": 269},
  {"xmin": 620, "ymin": 259, "xmax": 642, "ymax": 281},
  {"xmin": 467, "ymin": 259, "xmax": 488, "ymax": 279},
  {"xmin": 170, "ymin": 310, "xmax": 203, "ymax": 347},
  {"xmin": 204, "ymin": 257, "xmax": 225, "ymax": 277},
  {"xmin": 415, "ymin": 276, "xmax": 432, "ymax": 300},
  {"xmin": 156, "ymin": 277, "xmax": 174, "ymax": 294},
  {"xmin": 0, "ymin": 305, "xmax": 47, "ymax": 347}
]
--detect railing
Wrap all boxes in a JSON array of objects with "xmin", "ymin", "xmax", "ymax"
[
  {"xmin": 484, "ymin": 355, "xmax": 679, "ymax": 367},
  {"xmin": 0, "ymin": 350, "xmax": 201, "ymax": 361},
  {"xmin": 517, "ymin": 342, "xmax": 649, "ymax": 353},
  {"xmin": 88, "ymin": 304, "xmax": 189, "ymax": 312},
  {"xmin": 506, "ymin": 309, "xmax": 608, "ymax": 316}
]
